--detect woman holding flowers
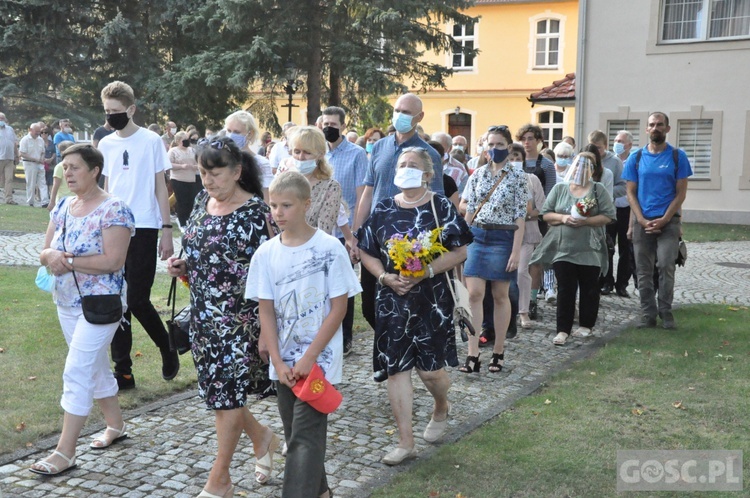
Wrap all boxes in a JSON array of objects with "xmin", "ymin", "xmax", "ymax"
[
  {"xmin": 459, "ymin": 125, "xmax": 528, "ymax": 374},
  {"xmin": 357, "ymin": 147, "xmax": 472, "ymax": 466},
  {"xmin": 530, "ymin": 152, "xmax": 615, "ymax": 346}
]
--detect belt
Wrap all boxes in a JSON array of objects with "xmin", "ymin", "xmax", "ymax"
[{"xmin": 473, "ymin": 222, "xmax": 517, "ymax": 231}]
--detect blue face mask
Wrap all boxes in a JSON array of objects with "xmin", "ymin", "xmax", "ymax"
[
  {"xmin": 489, "ymin": 147, "xmax": 509, "ymax": 164},
  {"xmin": 365, "ymin": 143, "xmax": 373, "ymax": 154},
  {"xmin": 35, "ymin": 266, "xmax": 54, "ymax": 293},
  {"xmin": 294, "ymin": 158, "xmax": 317, "ymax": 175},
  {"xmin": 556, "ymin": 157, "xmax": 572, "ymax": 167},
  {"xmin": 227, "ymin": 132, "xmax": 247, "ymax": 149},
  {"xmin": 613, "ymin": 142, "xmax": 626, "ymax": 155},
  {"xmin": 392, "ymin": 112, "xmax": 414, "ymax": 134}
]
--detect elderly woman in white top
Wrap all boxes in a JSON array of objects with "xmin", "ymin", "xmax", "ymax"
[
  {"xmin": 553, "ymin": 141, "xmax": 574, "ymax": 183},
  {"xmin": 32, "ymin": 144, "xmax": 134, "ymax": 476},
  {"xmin": 459, "ymin": 126, "xmax": 527, "ymax": 374},
  {"xmin": 168, "ymin": 131, "xmax": 201, "ymax": 228},
  {"xmin": 224, "ymin": 110, "xmax": 275, "ymax": 201}
]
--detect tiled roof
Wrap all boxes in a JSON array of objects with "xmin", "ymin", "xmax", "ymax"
[{"xmin": 528, "ymin": 72, "xmax": 575, "ymax": 105}]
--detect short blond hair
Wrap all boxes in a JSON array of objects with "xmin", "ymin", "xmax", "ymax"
[
  {"xmin": 269, "ymin": 170, "xmax": 311, "ymax": 201},
  {"xmin": 101, "ymin": 81, "xmax": 135, "ymax": 107},
  {"xmin": 287, "ymin": 126, "xmax": 333, "ymax": 180},
  {"xmin": 225, "ymin": 110, "xmax": 259, "ymax": 143}
]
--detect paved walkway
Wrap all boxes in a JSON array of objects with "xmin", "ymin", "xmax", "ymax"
[{"xmin": 1, "ymin": 226, "xmax": 749, "ymax": 497}]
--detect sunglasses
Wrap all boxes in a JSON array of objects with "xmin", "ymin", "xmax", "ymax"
[{"xmin": 488, "ymin": 125, "xmax": 509, "ymax": 133}]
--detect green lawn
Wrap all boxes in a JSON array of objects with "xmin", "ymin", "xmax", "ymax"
[{"xmin": 373, "ymin": 304, "xmax": 750, "ymax": 497}]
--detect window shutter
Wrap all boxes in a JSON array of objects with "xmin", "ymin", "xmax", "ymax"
[{"xmin": 677, "ymin": 119, "xmax": 712, "ymax": 179}]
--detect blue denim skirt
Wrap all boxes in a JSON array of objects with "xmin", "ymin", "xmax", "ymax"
[{"xmin": 463, "ymin": 226, "xmax": 517, "ymax": 281}]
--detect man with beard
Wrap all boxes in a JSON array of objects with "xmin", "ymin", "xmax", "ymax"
[{"xmin": 622, "ymin": 112, "xmax": 692, "ymax": 330}]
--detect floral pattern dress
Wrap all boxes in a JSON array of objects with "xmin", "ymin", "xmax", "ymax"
[
  {"xmin": 357, "ymin": 194, "xmax": 473, "ymax": 380},
  {"xmin": 183, "ymin": 191, "xmax": 274, "ymax": 408}
]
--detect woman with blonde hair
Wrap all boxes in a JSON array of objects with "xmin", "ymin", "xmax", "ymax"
[
  {"xmin": 287, "ymin": 126, "xmax": 354, "ymax": 244},
  {"xmin": 224, "ymin": 110, "xmax": 274, "ymax": 200}
]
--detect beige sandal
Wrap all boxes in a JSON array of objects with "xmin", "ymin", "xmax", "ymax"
[
  {"xmin": 553, "ymin": 332, "xmax": 569, "ymax": 345},
  {"xmin": 29, "ymin": 450, "xmax": 77, "ymax": 476},
  {"xmin": 255, "ymin": 433, "xmax": 280, "ymax": 484},
  {"xmin": 90, "ymin": 423, "xmax": 128, "ymax": 450}
]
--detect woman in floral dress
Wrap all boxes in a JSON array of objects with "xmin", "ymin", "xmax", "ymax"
[
  {"xmin": 358, "ymin": 147, "xmax": 472, "ymax": 466},
  {"xmin": 168, "ymin": 137, "xmax": 279, "ymax": 497}
]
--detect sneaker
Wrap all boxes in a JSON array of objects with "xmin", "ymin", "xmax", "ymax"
[
  {"xmin": 637, "ymin": 316, "xmax": 657, "ymax": 329},
  {"xmin": 528, "ymin": 301, "xmax": 538, "ymax": 320},
  {"xmin": 161, "ymin": 348, "xmax": 180, "ymax": 380},
  {"xmin": 343, "ymin": 338, "xmax": 353, "ymax": 357},
  {"xmin": 114, "ymin": 373, "xmax": 136, "ymax": 390},
  {"xmin": 545, "ymin": 289, "xmax": 556, "ymax": 303},
  {"xmin": 660, "ymin": 312, "xmax": 676, "ymax": 330}
]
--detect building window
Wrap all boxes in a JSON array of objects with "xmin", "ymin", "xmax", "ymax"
[
  {"xmin": 537, "ymin": 110, "xmax": 564, "ymax": 149},
  {"xmin": 676, "ymin": 119, "xmax": 713, "ymax": 179},
  {"xmin": 451, "ymin": 23, "xmax": 476, "ymax": 70},
  {"xmin": 607, "ymin": 119, "xmax": 642, "ymax": 148},
  {"xmin": 535, "ymin": 18, "xmax": 560, "ymax": 68},
  {"xmin": 662, "ymin": 0, "xmax": 750, "ymax": 42}
]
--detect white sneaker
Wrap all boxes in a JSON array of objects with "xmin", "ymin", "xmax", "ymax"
[
  {"xmin": 545, "ymin": 289, "xmax": 557, "ymax": 303},
  {"xmin": 571, "ymin": 327, "xmax": 592, "ymax": 338}
]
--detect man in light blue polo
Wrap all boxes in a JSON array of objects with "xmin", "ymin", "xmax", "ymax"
[
  {"xmin": 322, "ymin": 105, "xmax": 368, "ymax": 355},
  {"xmin": 623, "ymin": 111, "xmax": 692, "ymax": 329},
  {"xmin": 352, "ymin": 92, "xmax": 443, "ymax": 329}
]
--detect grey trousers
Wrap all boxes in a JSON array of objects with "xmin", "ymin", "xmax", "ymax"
[
  {"xmin": 632, "ymin": 216, "xmax": 681, "ymax": 319},
  {"xmin": 277, "ymin": 382, "xmax": 328, "ymax": 498}
]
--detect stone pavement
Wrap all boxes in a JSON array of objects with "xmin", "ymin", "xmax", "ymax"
[{"xmin": 1, "ymin": 226, "xmax": 749, "ymax": 497}]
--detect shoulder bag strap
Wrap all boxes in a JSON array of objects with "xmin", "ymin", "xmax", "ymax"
[
  {"xmin": 167, "ymin": 248, "xmax": 185, "ymax": 320},
  {"xmin": 470, "ymin": 170, "xmax": 507, "ymax": 225},
  {"xmin": 430, "ymin": 194, "xmax": 459, "ymax": 304}
]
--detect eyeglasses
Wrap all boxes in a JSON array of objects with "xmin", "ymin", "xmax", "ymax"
[
  {"xmin": 488, "ymin": 125, "xmax": 509, "ymax": 133},
  {"xmin": 41, "ymin": 132, "xmax": 49, "ymax": 135}
]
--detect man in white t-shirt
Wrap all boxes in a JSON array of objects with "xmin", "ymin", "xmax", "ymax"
[{"xmin": 98, "ymin": 81, "xmax": 179, "ymax": 390}]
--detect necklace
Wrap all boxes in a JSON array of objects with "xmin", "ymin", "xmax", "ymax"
[{"xmin": 399, "ymin": 189, "xmax": 429, "ymax": 205}]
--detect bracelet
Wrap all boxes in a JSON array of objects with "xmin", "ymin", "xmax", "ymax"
[
  {"xmin": 162, "ymin": 224, "xmax": 173, "ymax": 229},
  {"xmin": 378, "ymin": 272, "xmax": 387, "ymax": 285},
  {"xmin": 427, "ymin": 264, "xmax": 434, "ymax": 279}
]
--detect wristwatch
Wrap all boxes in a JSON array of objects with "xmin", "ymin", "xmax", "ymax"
[{"xmin": 67, "ymin": 257, "xmax": 74, "ymax": 265}]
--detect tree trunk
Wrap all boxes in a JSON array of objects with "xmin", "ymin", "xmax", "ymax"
[
  {"xmin": 305, "ymin": 2, "xmax": 324, "ymax": 125},
  {"xmin": 329, "ymin": 67, "xmax": 341, "ymax": 108}
]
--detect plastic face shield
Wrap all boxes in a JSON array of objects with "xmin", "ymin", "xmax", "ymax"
[{"xmin": 564, "ymin": 155, "xmax": 593, "ymax": 186}]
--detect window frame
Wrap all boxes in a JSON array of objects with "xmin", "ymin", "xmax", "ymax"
[
  {"xmin": 529, "ymin": 12, "xmax": 566, "ymax": 72},
  {"xmin": 450, "ymin": 22, "xmax": 477, "ymax": 72},
  {"xmin": 660, "ymin": 0, "xmax": 750, "ymax": 44},
  {"xmin": 534, "ymin": 107, "xmax": 566, "ymax": 151}
]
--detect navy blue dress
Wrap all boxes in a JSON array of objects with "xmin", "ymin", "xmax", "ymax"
[{"xmin": 357, "ymin": 194, "xmax": 473, "ymax": 380}]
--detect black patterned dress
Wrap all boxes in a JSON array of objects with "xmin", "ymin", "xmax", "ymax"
[
  {"xmin": 183, "ymin": 191, "xmax": 274, "ymax": 409},
  {"xmin": 357, "ymin": 194, "xmax": 473, "ymax": 380}
]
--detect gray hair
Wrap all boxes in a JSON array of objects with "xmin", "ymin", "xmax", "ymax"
[
  {"xmin": 431, "ymin": 132, "xmax": 452, "ymax": 151},
  {"xmin": 616, "ymin": 130, "xmax": 634, "ymax": 144},
  {"xmin": 399, "ymin": 147, "xmax": 434, "ymax": 177}
]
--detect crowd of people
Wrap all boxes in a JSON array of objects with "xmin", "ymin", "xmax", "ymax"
[{"xmin": 15, "ymin": 79, "xmax": 692, "ymax": 497}]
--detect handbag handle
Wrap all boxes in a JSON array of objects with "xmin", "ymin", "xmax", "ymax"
[
  {"xmin": 429, "ymin": 194, "xmax": 459, "ymax": 304},
  {"xmin": 167, "ymin": 248, "xmax": 185, "ymax": 321}
]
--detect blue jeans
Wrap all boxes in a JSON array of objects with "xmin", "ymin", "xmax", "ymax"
[{"xmin": 632, "ymin": 216, "xmax": 681, "ymax": 319}]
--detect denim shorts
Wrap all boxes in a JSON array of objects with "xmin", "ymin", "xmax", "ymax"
[{"xmin": 463, "ymin": 226, "xmax": 517, "ymax": 281}]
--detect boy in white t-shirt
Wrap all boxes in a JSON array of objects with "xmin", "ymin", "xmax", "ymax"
[
  {"xmin": 246, "ymin": 171, "xmax": 361, "ymax": 498},
  {"xmin": 98, "ymin": 81, "xmax": 179, "ymax": 392}
]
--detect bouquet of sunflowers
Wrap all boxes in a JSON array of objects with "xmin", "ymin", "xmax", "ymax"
[{"xmin": 385, "ymin": 227, "xmax": 448, "ymax": 278}]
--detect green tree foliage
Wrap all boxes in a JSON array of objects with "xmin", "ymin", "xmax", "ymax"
[{"xmin": 0, "ymin": 0, "xmax": 477, "ymax": 134}]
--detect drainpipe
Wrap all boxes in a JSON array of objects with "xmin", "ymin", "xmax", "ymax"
[{"xmin": 575, "ymin": 0, "xmax": 588, "ymax": 145}]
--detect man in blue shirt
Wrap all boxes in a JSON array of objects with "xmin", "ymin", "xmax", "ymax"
[
  {"xmin": 623, "ymin": 112, "xmax": 692, "ymax": 329},
  {"xmin": 53, "ymin": 118, "xmax": 75, "ymax": 162},
  {"xmin": 322, "ymin": 106, "xmax": 368, "ymax": 355},
  {"xmin": 352, "ymin": 93, "xmax": 444, "ymax": 329}
]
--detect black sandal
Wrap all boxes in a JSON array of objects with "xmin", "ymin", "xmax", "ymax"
[
  {"xmin": 488, "ymin": 353, "xmax": 504, "ymax": 373},
  {"xmin": 458, "ymin": 355, "xmax": 480, "ymax": 373}
]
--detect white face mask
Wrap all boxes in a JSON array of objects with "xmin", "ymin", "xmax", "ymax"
[
  {"xmin": 509, "ymin": 161, "xmax": 524, "ymax": 171},
  {"xmin": 64, "ymin": 127, "xmax": 72, "ymax": 134},
  {"xmin": 453, "ymin": 144, "xmax": 464, "ymax": 152},
  {"xmin": 170, "ymin": 127, "xmax": 177, "ymax": 135},
  {"xmin": 394, "ymin": 167, "xmax": 424, "ymax": 189},
  {"xmin": 294, "ymin": 158, "xmax": 317, "ymax": 175}
]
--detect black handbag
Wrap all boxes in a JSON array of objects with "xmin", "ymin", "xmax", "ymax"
[
  {"xmin": 62, "ymin": 204, "xmax": 123, "ymax": 325},
  {"xmin": 167, "ymin": 253, "xmax": 191, "ymax": 355}
]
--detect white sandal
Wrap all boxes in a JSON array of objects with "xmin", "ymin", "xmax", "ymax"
[
  {"xmin": 571, "ymin": 327, "xmax": 592, "ymax": 338},
  {"xmin": 90, "ymin": 423, "xmax": 128, "ymax": 450},
  {"xmin": 29, "ymin": 450, "xmax": 77, "ymax": 476},
  {"xmin": 255, "ymin": 432, "xmax": 280, "ymax": 484},
  {"xmin": 553, "ymin": 332, "xmax": 569, "ymax": 345}
]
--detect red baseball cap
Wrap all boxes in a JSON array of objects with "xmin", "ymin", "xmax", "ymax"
[{"xmin": 291, "ymin": 363, "xmax": 342, "ymax": 414}]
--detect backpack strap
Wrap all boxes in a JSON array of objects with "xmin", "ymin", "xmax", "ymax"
[
  {"xmin": 635, "ymin": 148, "xmax": 643, "ymax": 172},
  {"xmin": 672, "ymin": 147, "xmax": 679, "ymax": 178}
]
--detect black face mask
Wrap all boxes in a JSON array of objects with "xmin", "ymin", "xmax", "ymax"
[
  {"xmin": 181, "ymin": 139, "xmax": 190, "ymax": 147},
  {"xmin": 322, "ymin": 126, "xmax": 340, "ymax": 143},
  {"xmin": 190, "ymin": 138, "xmax": 198, "ymax": 144},
  {"xmin": 106, "ymin": 112, "xmax": 129, "ymax": 131}
]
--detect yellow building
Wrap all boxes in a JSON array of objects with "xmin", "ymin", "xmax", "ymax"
[{"xmin": 416, "ymin": 0, "xmax": 579, "ymax": 155}]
